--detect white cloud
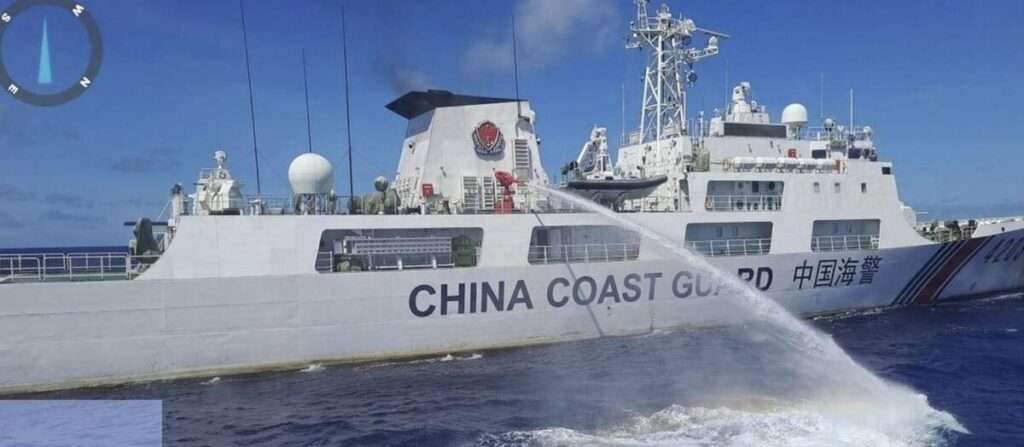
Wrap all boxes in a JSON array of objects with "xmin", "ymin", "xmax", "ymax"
[{"xmin": 462, "ymin": 0, "xmax": 620, "ymax": 76}]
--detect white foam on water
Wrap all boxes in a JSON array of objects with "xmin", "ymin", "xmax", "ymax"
[
  {"xmin": 519, "ymin": 185, "xmax": 967, "ymax": 445},
  {"xmin": 436, "ymin": 353, "xmax": 484, "ymax": 362},
  {"xmin": 811, "ymin": 306, "xmax": 888, "ymax": 322},
  {"xmin": 201, "ymin": 377, "xmax": 220, "ymax": 385},
  {"xmin": 300, "ymin": 363, "xmax": 325, "ymax": 373},
  {"xmin": 360, "ymin": 353, "xmax": 484, "ymax": 370},
  {"xmin": 487, "ymin": 399, "xmax": 961, "ymax": 447}
]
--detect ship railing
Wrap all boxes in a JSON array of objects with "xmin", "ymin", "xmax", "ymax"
[
  {"xmin": 705, "ymin": 194, "xmax": 783, "ymax": 212},
  {"xmin": 315, "ymin": 247, "xmax": 483, "ymax": 272},
  {"xmin": 244, "ymin": 195, "xmax": 293, "ymax": 214},
  {"xmin": 918, "ymin": 230, "xmax": 960, "ymax": 243},
  {"xmin": 800, "ymin": 125, "xmax": 873, "ymax": 141},
  {"xmin": 197, "ymin": 168, "xmax": 220, "ymax": 180},
  {"xmin": 527, "ymin": 243, "xmax": 641, "ymax": 264},
  {"xmin": 810, "ymin": 234, "xmax": 880, "ymax": 252},
  {"xmin": 928, "ymin": 231, "xmax": 969, "ymax": 243},
  {"xmin": 0, "ymin": 252, "xmax": 157, "ymax": 283},
  {"xmin": 685, "ymin": 238, "xmax": 772, "ymax": 257},
  {"xmin": 179, "ymin": 195, "xmax": 357, "ymax": 216}
]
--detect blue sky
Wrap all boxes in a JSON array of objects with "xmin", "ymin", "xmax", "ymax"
[{"xmin": 0, "ymin": 0, "xmax": 1022, "ymax": 247}]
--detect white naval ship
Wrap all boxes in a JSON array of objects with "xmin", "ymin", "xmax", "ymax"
[{"xmin": 1, "ymin": 1, "xmax": 1023, "ymax": 393}]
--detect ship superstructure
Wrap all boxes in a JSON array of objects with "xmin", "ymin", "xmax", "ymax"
[{"xmin": 0, "ymin": 1, "xmax": 1021, "ymax": 394}]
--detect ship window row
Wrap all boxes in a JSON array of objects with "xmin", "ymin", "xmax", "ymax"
[
  {"xmin": 316, "ymin": 225, "xmax": 645, "ymax": 271},
  {"xmin": 315, "ymin": 228, "xmax": 482, "ymax": 273},
  {"xmin": 722, "ymin": 157, "xmax": 840, "ymax": 173},
  {"xmin": 810, "ymin": 219, "xmax": 880, "ymax": 252},
  {"xmin": 705, "ymin": 181, "xmax": 783, "ymax": 212},
  {"xmin": 681, "ymin": 219, "xmax": 880, "ymax": 257},
  {"xmin": 528, "ymin": 225, "xmax": 641, "ymax": 265},
  {"xmin": 313, "ymin": 218, "xmax": 881, "ymax": 272},
  {"xmin": 810, "ymin": 181, "xmax": 870, "ymax": 195},
  {"xmin": 685, "ymin": 222, "xmax": 773, "ymax": 257}
]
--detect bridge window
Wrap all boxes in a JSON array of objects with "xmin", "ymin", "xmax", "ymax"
[
  {"xmin": 316, "ymin": 228, "xmax": 483, "ymax": 273},
  {"xmin": 528, "ymin": 225, "xmax": 640, "ymax": 264}
]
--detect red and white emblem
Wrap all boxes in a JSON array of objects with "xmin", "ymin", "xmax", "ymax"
[{"xmin": 472, "ymin": 120, "xmax": 505, "ymax": 155}]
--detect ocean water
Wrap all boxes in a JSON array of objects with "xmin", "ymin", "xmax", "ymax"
[{"xmin": 12, "ymin": 294, "xmax": 1020, "ymax": 447}]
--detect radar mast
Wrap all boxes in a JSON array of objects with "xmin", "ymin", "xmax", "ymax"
[{"xmin": 628, "ymin": 0, "xmax": 727, "ymax": 143}]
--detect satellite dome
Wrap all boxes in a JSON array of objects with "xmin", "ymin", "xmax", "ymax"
[
  {"xmin": 781, "ymin": 103, "xmax": 808, "ymax": 127},
  {"xmin": 288, "ymin": 152, "xmax": 335, "ymax": 195},
  {"xmin": 823, "ymin": 118, "xmax": 836, "ymax": 130}
]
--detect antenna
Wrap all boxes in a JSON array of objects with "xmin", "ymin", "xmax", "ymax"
[
  {"xmin": 724, "ymin": 57, "xmax": 729, "ymax": 104},
  {"xmin": 239, "ymin": 0, "xmax": 262, "ymax": 196},
  {"xmin": 627, "ymin": 0, "xmax": 726, "ymax": 143},
  {"xmin": 339, "ymin": 4, "xmax": 355, "ymax": 209},
  {"xmin": 620, "ymin": 82, "xmax": 626, "ymax": 146},
  {"xmin": 302, "ymin": 48, "xmax": 313, "ymax": 153},
  {"xmin": 819, "ymin": 73, "xmax": 824, "ymax": 120},
  {"xmin": 849, "ymin": 88, "xmax": 854, "ymax": 132},
  {"xmin": 511, "ymin": 10, "xmax": 522, "ymax": 137}
]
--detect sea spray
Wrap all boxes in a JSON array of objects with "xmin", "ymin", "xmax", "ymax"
[
  {"xmin": 300, "ymin": 363, "xmax": 324, "ymax": 373},
  {"xmin": 519, "ymin": 184, "xmax": 966, "ymax": 445}
]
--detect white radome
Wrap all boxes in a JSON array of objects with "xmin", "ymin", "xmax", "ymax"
[
  {"xmin": 288, "ymin": 152, "xmax": 335, "ymax": 195},
  {"xmin": 781, "ymin": 103, "xmax": 808, "ymax": 127}
]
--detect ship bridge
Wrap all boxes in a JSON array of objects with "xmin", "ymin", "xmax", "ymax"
[{"xmin": 389, "ymin": 89, "xmax": 550, "ymax": 216}]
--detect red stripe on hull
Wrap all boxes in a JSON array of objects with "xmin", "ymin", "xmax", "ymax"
[{"xmin": 911, "ymin": 238, "xmax": 987, "ymax": 305}]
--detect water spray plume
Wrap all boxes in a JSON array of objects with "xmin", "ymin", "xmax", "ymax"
[{"xmin": 524, "ymin": 183, "xmax": 967, "ymax": 445}]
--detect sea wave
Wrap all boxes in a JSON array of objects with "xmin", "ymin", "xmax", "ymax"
[
  {"xmin": 300, "ymin": 363, "xmax": 325, "ymax": 373},
  {"xmin": 358, "ymin": 353, "xmax": 485, "ymax": 370},
  {"xmin": 480, "ymin": 398, "xmax": 964, "ymax": 447}
]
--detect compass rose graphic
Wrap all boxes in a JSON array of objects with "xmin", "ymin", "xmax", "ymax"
[{"xmin": 0, "ymin": 0, "xmax": 102, "ymax": 106}]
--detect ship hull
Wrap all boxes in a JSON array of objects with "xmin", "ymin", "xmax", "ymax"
[{"xmin": 1, "ymin": 229, "xmax": 1022, "ymax": 394}]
